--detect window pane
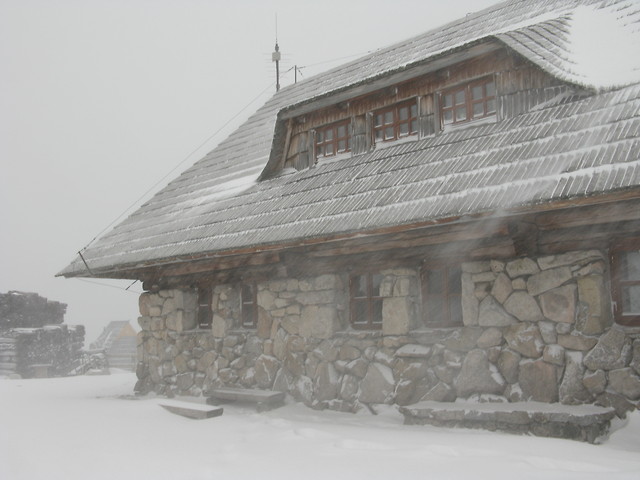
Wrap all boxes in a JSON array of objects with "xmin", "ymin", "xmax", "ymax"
[
  {"xmin": 353, "ymin": 301, "xmax": 368, "ymax": 325},
  {"xmin": 455, "ymin": 90, "xmax": 465, "ymax": 105},
  {"xmin": 242, "ymin": 284, "xmax": 254, "ymax": 303},
  {"xmin": 316, "ymin": 130, "xmax": 324, "ymax": 142},
  {"xmin": 354, "ymin": 275, "xmax": 367, "ymax": 298},
  {"xmin": 623, "ymin": 251, "xmax": 640, "ymax": 280},
  {"xmin": 486, "ymin": 81, "xmax": 495, "ymax": 97},
  {"xmin": 410, "ymin": 119, "xmax": 417, "ymax": 133},
  {"xmin": 443, "ymin": 94, "xmax": 452, "ymax": 107},
  {"xmin": 622, "ymin": 285, "xmax": 640, "ymax": 314},
  {"xmin": 472, "ymin": 85, "xmax": 483, "ymax": 100},
  {"xmin": 372, "ymin": 274, "xmax": 383, "ymax": 296},
  {"xmin": 399, "ymin": 123, "xmax": 409, "ymax": 135},
  {"xmin": 338, "ymin": 139, "xmax": 347, "ymax": 152},
  {"xmin": 427, "ymin": 269, "xmax": 443, "ymax": 294},
  {"xmin": 325, "ymin": 144, "xmax": 334, "ymax": 156},
  {"xmin": 448, "ymin": 267, "xmax": 462, "ymax": 294},
  {"xmin": 443, "ymin": 110, "xmax": 453, "ymax": 124},
  {"xmin": 473, "ymin": 102, "xmax": 484, "ymax": 117},
  {"xmin": 337, "ymin": 124, "xmax": 346, "ymax": 137},
  {"xmin": 375, "ymin": 129, "xmax": 384, "ymax": 140},
  {"xmin": 399, "ymin": 106, "xmax": 409, "ymax": 121},
  {"xmin": 375, "ymin": 114, "xmax": 383, "ymax": 127},
  {"xmin": 449, "ymin": 295, "xmax": 462, "ymax": 324},
  {"xmin": 411, "ymin": 104, "xmax": 417, "ymax": 117},
  {"xmin": 385, "ymin": 127, "xmax": 394, "ymax": 139},
  {"xmin": 372, "ymin": 299, "xmax": 383, "ymax": 325},
  {"xmin": 325, "ymin": 129, "xmax": 333, "ymax": 141},
  {"xmin": 455, "ymin": 106, "xmax": 467, "ymax": 121},
  {"xmin": 426, "ymin": 296, "xmax": 444, "ymax": 324},
  {"xmin": 242, "ymin": 304, "xmax": 255, "ymax": 327},
  {"xmin": 384, "ymin": 111, "xmax": 394, "ymax": 124},
  {"xmin": 486, "ymin": 99, "xmax": 496, "ymax": 114}
]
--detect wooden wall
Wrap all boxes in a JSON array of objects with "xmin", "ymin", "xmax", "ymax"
[{"xmin": 282, "ymin": 48, "xmax": 567, "ymax": 171}]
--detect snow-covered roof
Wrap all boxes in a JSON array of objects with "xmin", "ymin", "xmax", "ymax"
[{"xmin": 59, "ymin": 0, "xmax": 640, "ymax": 278}]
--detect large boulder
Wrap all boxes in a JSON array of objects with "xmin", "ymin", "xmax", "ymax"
[
  {"xmin": 505, "ymin": 323, "xmax": 544, "ymax": 358},
  {"xmin": 584, "ymin": 328, "xmax": 632, "ymax": 371},
  {"xmin": 539, "ymin": 285, "xmax": 577, "ymax": 324},
  {"xmin": 559, "ymin": 352, "xmax": 592, "ymax": 404},
  {"xmin": 478, "ymin": 296, "xmax": 517, "ymax": 327},
  {"xmin": 519, "ymin": 359, "xmax": 558, "ymax": 402},
  {"xmin": 359, "ymin": 362, "xmax": 395, "ymax": 404},
  {"xmin": 254, "ymin": 355, "xmax": 280, "ymax": 389},
  {"xmin": 608, "ymin": 368, "xmax": 640, "ymax": 400},
  {"xmin": 455, "ymin": 349, "xmax": 505, "ymax": 398}
]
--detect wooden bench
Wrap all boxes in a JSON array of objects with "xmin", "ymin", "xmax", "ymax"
[
  {"xmin": 206, "ymin": 387, "xmax": 286, "ymax": 412},
  {"xmin": 159, "ymin": 400, "xmax": 224, "ymax": 420},
  {"xmin": 399, "ymin": 401, "xmax": 617, "ymax": 444}
]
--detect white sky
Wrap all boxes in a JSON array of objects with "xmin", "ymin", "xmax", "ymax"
[{"xmin": 0, "ymin": 0, "xmax": 501, "ymax": 344}]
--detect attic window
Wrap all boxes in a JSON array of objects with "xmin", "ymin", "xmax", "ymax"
[
  {"xmin": 373, "ymin": 100, "xmax": 418, "ymax": 143},
  {"xmin": 441, "ymin": 77, "xmax": 496, "ymax": 127},
  {"xmin": 315, "ymin": 120, "xmax": 351, "ymax": 160}
]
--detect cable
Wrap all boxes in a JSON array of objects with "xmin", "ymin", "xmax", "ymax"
[
  {"xmin": 81, "ymin": 49, "xmax": 372, "ymax": 253},
  {"xmin": 76, "ymin": 278, "xmax": 143, "ymax": 295},
  {"xmin": 297, "ymin": 50, "xmax": 375, "ymax": 70},
  {"xmin": 81, "ymin": 80, "xmax": 277, "ymax": 252}
]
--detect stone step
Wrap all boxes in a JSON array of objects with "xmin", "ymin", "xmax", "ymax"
[
  {"xmin": 159, "ymin": 400, "xmax": 224, "ymax": 420},
  {"xmin": 399, "ymin": 401, "xmax": 617, "ymax": 444},
  {"xmin": 206, "ymin": 387, "xmax": 285, "ymax": 412}
]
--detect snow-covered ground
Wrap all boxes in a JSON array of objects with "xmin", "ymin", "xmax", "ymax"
[{"xmin": 1, "ymin": 372, "xmax": 639, "ymax": 480}]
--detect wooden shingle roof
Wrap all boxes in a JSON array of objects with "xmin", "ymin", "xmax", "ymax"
[{"xmin": 59, "ymin": 0, "xmax": 640, "ymax": 278}]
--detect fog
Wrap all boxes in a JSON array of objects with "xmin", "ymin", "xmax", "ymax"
[{"xmin": 0, "ymin": 0, "xmax": 500, "ymax": 344}]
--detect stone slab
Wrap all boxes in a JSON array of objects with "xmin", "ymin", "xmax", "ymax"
[
  {"xmin": 206, "ymin": 387, "xmax": 286, "ymax": 411},
  {"xmin": 159, "ymin": 400, "xmax": 224, "ymax": 420},
  {"xmin": 399, "ymin": 401, "xmax": 616, "ymax": 444}
]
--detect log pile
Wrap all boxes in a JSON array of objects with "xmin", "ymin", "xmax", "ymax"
[{"xmin": 0, "ymin": 291, "xmax": 84, "ymax": 378}]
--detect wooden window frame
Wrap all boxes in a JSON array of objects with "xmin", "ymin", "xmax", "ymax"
[
  {"xmin": 197, "ymin": 286, "xmax": 213, "ymax": 329},
  {"xmin": 421, "ymin": 264, "xmax": 463, "ymax": 327},
  {"xmin": 373, "ymin": 99, "xmax": 418, "ymax": 143},
  {"xmin": 241, "ymin": 282, "xmax": 258, "ymax": 329},
  {"xmin": 350, "ymin": 272, "xmax": 384, "ymax": 330},
  {"xmin": 315, "ymin": 119, "xmax": 351, "ymax": 160},
  {"xmin": 611, "ymin": 238, "xmax": 640, "ymax": 327},
  {"xmin": 440, "ymin": 76, "xmax": 496, "ymax": 127}
]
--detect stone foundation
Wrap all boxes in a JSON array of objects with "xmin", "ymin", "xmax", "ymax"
[{"xmin": 135, "ymin": 250, "xmax": 640, "ymax": 415}]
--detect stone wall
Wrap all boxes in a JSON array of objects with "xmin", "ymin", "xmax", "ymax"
[{"xmin": 135, "ymin": 251, "xmax": 640, "ymax": 414}]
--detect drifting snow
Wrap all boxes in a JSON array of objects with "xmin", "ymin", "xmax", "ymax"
[
  {"xmin": 569, "ymin": 2, "xmax": 640, "ymax": 89},
  {"xmin": 1, "ymin": 373, "xmax": 639, "ymax": 480}
]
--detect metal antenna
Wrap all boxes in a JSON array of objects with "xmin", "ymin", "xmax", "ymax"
[{"xmin": 272, "ymin": 14, "xmax": 281, "ymax": 92}]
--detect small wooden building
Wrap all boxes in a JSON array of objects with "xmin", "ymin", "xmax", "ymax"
[
  {"xmin": 60, "ymin": 0, "xmax": 640, "ymax": 417},
  {"xmin": 90, "ymin": 321, "xmax": 138, "ymax": 371}
]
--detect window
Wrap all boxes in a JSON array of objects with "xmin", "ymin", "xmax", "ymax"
[
  {"xmin": 197, "ymin": 287, "xmax": 212, "ymax": 329},
  {"xmin": 441, "ymin": 77, "xmax": 496, "ymax": 127},
  {"xmin": 241, "ymin": 283, "xmax": 257, "ymax": 328},
  {"xmin": 315, "ymin": 120, "xmax": 351, "ymax": 160},
  {"xmin": 350, "ymin": 273, "xmax": 384, "ymax": 329},
  {"xmin": 422, "ymin": 265, "xmax": 462, "ymax": 327},
  {"xmin": 373, "ymin": 100, "xmax": 418, "ymax": 143},
  {"xmin": 612, "ymin": 239, "xmax": 640, "ymax": 326}
]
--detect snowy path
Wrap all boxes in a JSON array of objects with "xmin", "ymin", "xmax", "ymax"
[{"xmin": 1, "ymin": 372, "xmax": 639, "ymax": 480}]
